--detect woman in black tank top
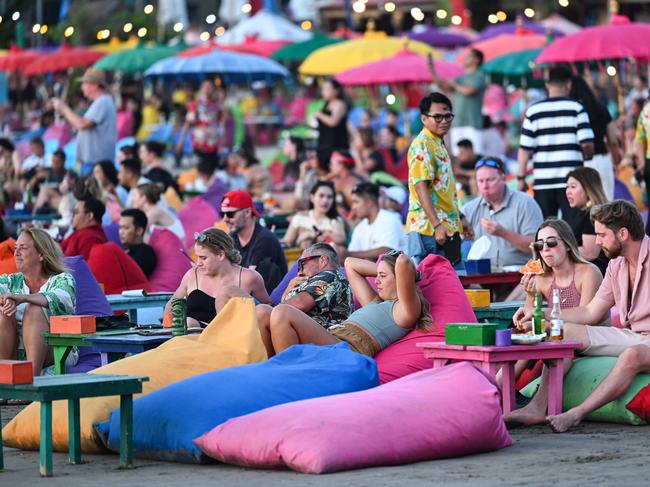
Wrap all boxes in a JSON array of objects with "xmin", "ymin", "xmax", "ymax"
[{"xmin": 314, "ymin": 78, "xmax": 349, "ymax": 170}]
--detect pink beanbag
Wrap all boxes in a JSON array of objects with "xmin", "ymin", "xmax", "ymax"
[
  {"xmin": 196, "ymin": 362, "xmax": 511, "ymax": 473},
  {"xmin": 148, "ymin": 228, "xmax": 191, "ymax": 292},
  {"xmin": 177, "ymin": 196, "xmax": 220, "ymax": 249},
  {"xmin": 375, "ymin": 254, "xmax": 476, "ymax": 383}
]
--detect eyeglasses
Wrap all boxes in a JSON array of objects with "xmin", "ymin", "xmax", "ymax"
[
  {"xmin": 475, "ymin": 158, "xmax": 504, "ymax": 171},
  {"xmin": 297, "ymin": 254, "xmax": 321, "ymax": 272},
  {"xmin": 383, "ymin": 249, "xmax": 402, "ymax": 258},
  {"xmin": 219, "ymin": 208, "xmax": 246, "ymax": 219},
  {"xmin": 423, "ymin": 113, "xmax": 455, "ymax": 123},
  {"xmin": 533, "ymin": 237, "xmax": 563, "ymax": 252}
]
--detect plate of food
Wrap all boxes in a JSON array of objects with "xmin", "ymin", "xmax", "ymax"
[{"xmin": 511, "ymin": 333, "xmax": 547, "ymax": 345}]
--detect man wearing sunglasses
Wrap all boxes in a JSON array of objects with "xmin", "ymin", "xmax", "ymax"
[
  {"xmin": 220, "ymin": 190, "xmax": 287, "ymax": 293},
  {"xmin": 406, "ymin": 92, "xmax": 463, "ymax": 268},
  {"xmin": 507, "ymin": 201, "xmax": 650, "ymax": 433},
  {"xmin": 461, "ymin": 157, "xmax": 543, "ymax": 269}
]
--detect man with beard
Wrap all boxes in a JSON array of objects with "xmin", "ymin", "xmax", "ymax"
[{"xmin": 507, "ymin": 200, "xmax": 650, "ymax": 432}]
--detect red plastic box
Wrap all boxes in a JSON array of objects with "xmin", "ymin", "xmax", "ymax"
[
  {"xmin": 0, "ymin": 360, "xmax": 33, "ymax": 384},
  {"xmin": 50, "ymin": 315, "xmax": 97, "ymax": 334}
]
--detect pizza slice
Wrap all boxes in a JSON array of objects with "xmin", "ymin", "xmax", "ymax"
[{"xmin": 518, "ymin": 258, "xmax": 543, "ymax": 275}]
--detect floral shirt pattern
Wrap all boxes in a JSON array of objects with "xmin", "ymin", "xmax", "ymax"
[
  {"xmin": 406, "ymin": 127, "xmax": 461, "ymax": 236},
  {"xmin": 0, "ymin": 272, "xmax": 76, "ymax": 320},
  {"xmin": 284, "ymin": 269, "xmax": 352, "ymax": 329},
  {"xmin": 635, "ymin": 102, "xmax": 650, "ymax": 158}
]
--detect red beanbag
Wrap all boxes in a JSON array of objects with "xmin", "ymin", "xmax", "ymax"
[
  {"xmin": 177, "ymin": 196, "xmax": 219, "ymax": 249},
  {"xmin": 148, "ymin": 228, "xmax": 191, "ymax": 292},
  {"xmin": 195, "ymin": 362, "xmax": 512, "ymax": 473},
  {"xmin": 375, "ymin": 254, "xmax": 476, "ymax": 383},
  {"xmin": 627, "ymin": 384, "xmax": 650, "ymax": 422},
  {"xmin": 86, "ymin": 242, "xmax": 149, "ymax": 295}
]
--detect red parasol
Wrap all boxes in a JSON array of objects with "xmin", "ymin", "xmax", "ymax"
[
  {"xmin": 23, "ymin": 43, "xmax": 105, "ymax": 76},
  {"xmin": 459, "ymin": 32, "xmax": 547, "ymax": 64},
  {"xmin": 178, "ymin": 37, "xmax": 288, "ymax": 58},
  {"xmin": 0, "ymin": 45, "xmax": 43, "ymax": 72}
]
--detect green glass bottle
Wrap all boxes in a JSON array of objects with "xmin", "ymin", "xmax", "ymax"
[{"xmin": 532, "ymin": 292, "xmax": 545, "ymax": 336}]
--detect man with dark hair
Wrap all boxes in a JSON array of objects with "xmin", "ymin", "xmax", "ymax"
[
  {"xmin": 119, "ymin": 208, "xmax": 157, "ymax": 277},
  {"xmin": 455, "ymin": 138, "xmax": 481, "ymax": 194},
  {"xmin": 118, "ymin": 158, "xmax": 150, "ymax": 207},
  {"xmin": 139, "ymin": 140, "xmax": 179, "ymax": 196},
  {"xmin": 507, "ymin": 200, "xmax": 650, "ymax": 432},
  {"xmin": 407, "ymin": 92, "xmax": 463, "ymax": 267},
  {"xmin": 517, "ymin": 66, "xmax": 595, "ymax": 219},
  {"xmin": 434, "ymin": 48, "xmax": 486, "ymax": 155},
  {"xmin": 61, "ymin": 197, "xmax": 107, "ymax": 260},
  {"xmin": 343, "ymin": 182, "xmax": 405, "ymax": 261}
]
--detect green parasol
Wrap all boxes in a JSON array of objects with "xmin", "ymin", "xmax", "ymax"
[
  {"xmin": 481, "ymin": 48, "xmax": 544, "ymax": 88},
  {"xmin": 272, "ymin": 33, "xmax": 344, "ymax": 63},
  {"xmin": 94, "ymin": 42, "xmax": 186, "ymax": 74}
]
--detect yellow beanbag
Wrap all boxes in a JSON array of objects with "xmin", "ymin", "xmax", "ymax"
[{"xmin": 2, "ymin": 297, "xmax": 266, "ymax": 453}]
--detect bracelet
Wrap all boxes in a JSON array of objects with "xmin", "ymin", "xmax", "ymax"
[{"xmin": 433, "ymin": 222, "xmax": 442, "ymax": 230}]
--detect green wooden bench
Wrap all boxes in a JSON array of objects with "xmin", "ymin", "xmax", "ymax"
[{"xmin": 0, "ymin": 373, "xmax": 148, "ymax": 477}]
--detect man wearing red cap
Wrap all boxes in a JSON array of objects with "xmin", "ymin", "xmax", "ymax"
[{"xmin": 221, "ymin": 189, "xmax": 287, "ymax": 292}]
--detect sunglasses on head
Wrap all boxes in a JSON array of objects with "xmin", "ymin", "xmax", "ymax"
[
  {"xmin": 475, "ymin": 158, "xmax": 504, "ymax": 171},
  {"xmin": 219, "ymin": 208, "xmax": 246, "ymax": 219},
  {"xmin": 533, "ymin": 237, "xmax": 563, "ymax": 252},
  {"xmin": 424, "ymin": 113, "xmax": 455, "ymax": 123}
]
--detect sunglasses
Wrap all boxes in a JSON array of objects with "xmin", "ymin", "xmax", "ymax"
[
  {"xmin": 475, "ymin": 158, "xmax": 504, "ymax": 171},
  {"xmin": 424, "ymin": 113, "xmax": 455, "ymax": 123},
  {"xmin": 297, "ymin": 254, "xmax": 321, "ymax": 272},
  {"xmin": 220, "ymin": 208, "xmax": 246, "ymax": 219},
  {"xmin": 533, "ymin": 237, "xmax": 563, "ymax": 252}
]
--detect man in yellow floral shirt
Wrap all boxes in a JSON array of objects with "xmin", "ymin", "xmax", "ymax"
[{"xmin": 406, "ymin": 92, "xmax": 463, "ymax": 268}]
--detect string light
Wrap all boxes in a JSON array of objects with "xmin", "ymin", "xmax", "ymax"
[
  {"xmin": 40, "ymin": 25, "xmax": 48, "ymax": 34},
  {"xmin": 524, "ymin": 8, "xmax": 535, "ymax": 18},
  {"xmin": 411, "ymin": 7, "xmax": 424, "ymax": 21},
  {"xmin": 11, "ymin": 12, "xmax": 19, "ymax": 21},
  {"xmin": 496, "ymin": 11, "xmax": 507, "ymax": 21},
  {"xmin": 137, "ymin": 27, "xmax": 148, "ymax": 38},
  {"xmin": 206, "ymin": 14, "xmax": 217, "ymax": 24},
  {"xmin": 352, "ymin": 2, "xmax": 366, "ymax": 13},
  {"xmin": 241, "ymin": 3, "xmax": 252, "ymax": 13},
  {"xmin": 123, "ymin": 22, "xmax": 133, "ymax": 33},
  {"xmin": 386, "ymin": 94, "xmax": 396, "ymax": 105},
  {"xmin": 199, "ymin": 31, "xmax": 211, "ymax": 42},
  {"xmin": 144, "ymin": 4, "xmax": 154, "ymax": 14},
  {"xmin": 384, "ymin": 2, "xmax": 396, "ymax": 13},
  {"xmin": 488, "ymin": 14, "xmax": 498, "ymax": 24},
  {"xmin": 607, "ymin": 66, "xmax": 617, "ymax": 76},
  {"xmin": 451, "ymin": 15, "xmax": 462, "ymax": 25},
  {"xmin": 215, "ymin": 26, "xmax": 226, "ymax": 36},
  {"xmin": 300, "ymin": 20, "xmax": 312, "ymax": 30},
  {"xmin": 559, "ymin": 0, "xmax": 569, "ymax": 6},
  {"xmin": 0, "ymin": 16, "xmax": 3, "ymax": 24},
  {"xmin": 32, "ymin": 24, "xmax": 41, "ymax": 34},
  {"xmin": 64, "ymin": 26, "xmax": 74, "ymax": 37},
  {"xmin": 173, "ymin": 22, "xmax": 184, "ymax": 32},
  {"xmin": 436, "ymin": 9, "xmax": 448, "ymax": 19}
]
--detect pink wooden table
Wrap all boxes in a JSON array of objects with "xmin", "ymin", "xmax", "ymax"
[{"xmin": 417, "ymin": 341, "xmax": 582, "ymax": 415}]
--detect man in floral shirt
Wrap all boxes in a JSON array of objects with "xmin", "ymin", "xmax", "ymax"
[{"xmin": 406, "ymin": 92, "xmax": 463, "ymax": 268}]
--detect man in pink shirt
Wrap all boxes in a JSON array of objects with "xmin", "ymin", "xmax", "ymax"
[{"xmin": 508, "ymin": 200, "xmax": 650, "ymax": 431}]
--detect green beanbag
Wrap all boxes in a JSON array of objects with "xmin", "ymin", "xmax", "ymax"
[{"xmin": 521, "ymin": 356, "xmax": 650, "ymax": 425}]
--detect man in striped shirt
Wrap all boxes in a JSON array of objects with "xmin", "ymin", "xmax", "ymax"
[{"xmin": 517, "ymin": 67, "xmax": 594, "ymax": 219}]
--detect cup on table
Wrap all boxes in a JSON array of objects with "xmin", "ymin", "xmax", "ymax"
[{"xmin": 495, "ymin": 329, "xmax": 512, "ymax": 347}]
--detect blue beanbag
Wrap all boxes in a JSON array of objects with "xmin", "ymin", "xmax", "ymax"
[{"xmin": 94, "ymin": 343, "xmax": 379, "ymax": 463}]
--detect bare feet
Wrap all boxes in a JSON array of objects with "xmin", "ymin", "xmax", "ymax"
[
  {"xmin": 547, "ymin": 409, "xmax": 583, "ymax": 433},
  {"xmin": 503, "ymin": 405, "xmax": 547, "ymax": 427}
]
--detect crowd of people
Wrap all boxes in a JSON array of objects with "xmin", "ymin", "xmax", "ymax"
[{"xmin": 0, "ymin": 45, "xmax": 649, "ymax": 433}]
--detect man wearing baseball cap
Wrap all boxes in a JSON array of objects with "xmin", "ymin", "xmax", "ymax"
[
  {"xmin": 52, "ymin": 68, "xmax": 117, "ymax": 175},
  {"xmin": 221, "ymin": 189, "xmax": 287, "ymax": 292}
]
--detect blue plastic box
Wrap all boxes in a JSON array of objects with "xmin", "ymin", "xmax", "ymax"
[{"xmin": 465, "ymin": 258, "xmax": 491, "ymax": 274}]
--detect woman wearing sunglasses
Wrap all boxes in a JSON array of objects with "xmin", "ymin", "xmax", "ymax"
[
  {"xmin": 166, "ymin": 228, "xmax": 270, "ymax": 328},
  {"xmin": 264, "ymin": 250, "xmax": 431, "ymax": 357},
  {"xmin": 281, "ymin": 180, "xmax": 346, "ymax": 250},
  {"xmin": 565, "ymin": 167, "xmax": 610, "ymax": 276}
]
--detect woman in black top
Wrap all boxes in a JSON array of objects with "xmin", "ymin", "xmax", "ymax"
[
  {"xmin": 565, "ymin": 167, "xmax": 609, "ymax": 276},
  {"xmin": 314, "ymin": 78, "xmax": 349, "ymax": 172}
]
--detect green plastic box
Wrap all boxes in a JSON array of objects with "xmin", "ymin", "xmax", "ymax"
[{"xmin": 445, "ymin": 322, "xmax": 509, "ymax": 346}]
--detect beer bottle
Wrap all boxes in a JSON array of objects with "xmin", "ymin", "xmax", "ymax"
[
  {"xmin": 550, "ymin": 288, "xmax": 564, "ymax": 341},
  {"xmin": 532, "ymin": 292, "xmax": 545, "ymax": 336}
]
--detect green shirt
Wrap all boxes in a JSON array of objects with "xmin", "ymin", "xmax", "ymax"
[
  {"xmin": 453, "ymin": 70, "xmax": 486, "ymax": 129},
  {"xmin": 0, "ymin": 272, "xmax": 76, "ymax": 320}
]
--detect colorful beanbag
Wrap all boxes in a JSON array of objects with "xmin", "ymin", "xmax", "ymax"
[
  {"xmin": 177, "ymin": 196, "xmax": 220, "ymax": 249},
  {"xmin": 86, "ymin": 242, "xmax": 149, "ymax": 295},
  {"xmin": 195, "ymin": 362, "xmax": 512, "ymax": 473},
  {"xmin": 95, "ymin": 343, "xmax": 378, "ymax": 463},
  {"xmin": 0, "ymin": 238, "xmax": 18, "ymax": 275},
  {"xmin": 147, "ymin": 228, "xmax": 191, "ymax": 292},
  {"xmin": 521, "ymin": 356, "xmax": 650, "ymax": 425},
  {"xmin": 63, "ymin": 256, "xmax": 111, "ymax": 317},
  {"xmin": 3, "ymin": 297, "xmax": 267, "ymax": 453},
  {"xmin": 375, "ymin": 254, "xmax": 476, "ymax": 383}
]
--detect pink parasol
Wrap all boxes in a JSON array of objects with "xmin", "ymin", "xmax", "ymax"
[
  {"xmin": 536, "ymin": 16, "xmax": 650, "ymax": 64},
  {"xmin": 23, "ymin": 43, "xmax": 105, "ymax": 76},
  {"xmin": 0, "ymin": 45, "xmax": 43, "ymax": 72},
  {"xmin": 178, "ymin": 38, "xmax": 289, "ymax": 58},
  {"xmin": 335, "ymin": 49, "xmax": 463, "ymax": 86},
  {"xmin": 459, "ymin": 32, "xmax": 547, "ymax": 64}
]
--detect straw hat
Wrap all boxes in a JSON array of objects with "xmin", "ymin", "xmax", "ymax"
[{"xmin": 78, "ymin": 68, "xmax": 107, "ymax": 88}]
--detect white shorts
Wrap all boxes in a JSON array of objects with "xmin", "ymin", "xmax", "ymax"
[{"xmin": 583, "ymin": 326, "xmax": 650, "ymax": 356}]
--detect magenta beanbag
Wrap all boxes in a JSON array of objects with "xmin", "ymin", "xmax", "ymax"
[
  {"xmin": 148, "ymin": 228, "xmax": 191, "ymax": 292},
  {"xmin": 177, "ymin": 196, "xmax": 220, "ymax": 249},
  {"xmin": 195, "ymin": 362, "xmax": 511, "ymax": 473},
  {"xmin": 375, "ymin": 254, "xmax": 476, "ymax": 383}
]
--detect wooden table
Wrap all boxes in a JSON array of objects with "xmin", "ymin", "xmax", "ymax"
[
  {"xmin": 0, "ymin": 374, "xmax": 148, "ymax": 477},
  {"xmin": 417, "ymin": 341, "xmax": 581, "ymax": 415},
  {"xmin": 474, "ymin": 300, "xmax": 524, "ymax": 327},
  {"xmin": 84, "ymin": 333, "xmax": 173, "ymax": 365},
  {"xmin": 107, "ymin": 293, "xmax": 173, "ymax": 323}
]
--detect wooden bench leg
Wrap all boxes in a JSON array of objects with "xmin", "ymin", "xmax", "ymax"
[
  {"xmin": 53, "ymin": 346, "xmax": 71, "ymax": 375},
  {"xmin": 68, "ymin": 398, "xmax": 82, "ymax": 464},
  {"xmin": 0, "ymin": 405, "xmax": 4, "ymax": 471},
  {"xmin": 547, "ymin": 359, "xmax": 565, "ymax": 416},
  {"xmin": 39, "ymin": 401, "xmax": 53, "ymax": 477},
  {"xmin": 119, "ymin": 394, "xmax": 133, "ymax": 469}
]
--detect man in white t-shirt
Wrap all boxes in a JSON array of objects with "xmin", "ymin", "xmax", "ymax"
[{"xmin": 343, "ymin": 182, "xmax": 406, "ymax": 261}]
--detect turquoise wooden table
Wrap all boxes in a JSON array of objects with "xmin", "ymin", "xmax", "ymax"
[
  {"xmin": 0, "ymin": 374, "xmax": 148, "ymax": 477},
  {"xmin": 107, "ymin": 293, "xmax": 173, "ymax": 323}
]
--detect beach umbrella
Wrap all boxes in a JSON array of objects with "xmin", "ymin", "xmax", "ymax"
[
  {"xmin": 23, "ymin": 44, "xmax": 105, "ymax": 76},
  {"xmin": 479, "ymin": 20, "xmax": 563, "ymax": 41},
  {"xmin": 460, "ymin": 32, "xmax": 547, "ymax": 63},
  {"xmin": 335, "ymin": 50, "xmax": 463, "ymax": 86},
  {"xmin": 92, "ymin": 36, "xmax": 139, "ymax": 54},
  {"xmin": 536, "ymin": 16, "xmax": 650, "ymax": 64},
  {"xmin": 441, "ymin": 26, "xmax": 479, "ymax": 42},
  {"xmin": 94, "ymin": 42, "xmax": 185, "ymax": 74},
  {"xmin": 407, "ymin": 25, "xmax": 471, "ymax": 49},
  {"xmin": 299, "ymin": 32, "xmax": 438, "ymax": 76},
  {"xmin": 0, "ymin": 45, "xmax": 42, "ymax": 72},
  {"xmin": 481, "ymin": 49, "xmax": 544, "ymax": 88},
  {"xmin": 144, "ymin": 50, "xmax": 289, "ymax": 83},
  {"xmin": 218, "ymin": 10, "xmax": 312, "ymax": 44},
  {"xmin": 179, "ymin": 39, "xmax": 289, "ymax": 58},
  {"xmin": 272, "ymin": 33, "xmax": 344, "ymax": 63},
  {"xmin": 540, "ymin": 14, "xmax": 583, "ymax": 35}
]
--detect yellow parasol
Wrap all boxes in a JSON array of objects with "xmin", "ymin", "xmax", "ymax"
[
  {"xmin": 299, "ymin": 31, "xmax": 439, "ymax": 76},
  {"xmin": 92, "ymin": 36, "xmax": 139, "ymax": 54}
]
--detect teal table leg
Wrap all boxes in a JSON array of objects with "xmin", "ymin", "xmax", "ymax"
[
  {"xmin": 67, "ymin": 398, "xmax": 82, "ymax": 464},
  {"xmin": 53, "ymin": 346, "xmax": 71, "ymax": 375},
  {"xmin": 119, "ymin": 394, "xmax": 133, "ymax": 468},
  {"xmin": 128, "ymin": 309, "xmax": 137, "ymax": 323},
  {"xmin": 39, "ymin": 401, "xmax": 53, "ymax": 477},
  {"xmin": 0, "ymin": 405, "xmax": 4, "ymax": 471},
  {"xmin": 107, "ymin": 352, "xmax": 126, "ymax": 363}
]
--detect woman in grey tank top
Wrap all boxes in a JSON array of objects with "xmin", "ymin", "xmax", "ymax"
[{"xmin": 266, "ymin": 250, "xmax": 431, "ymax": 357}]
